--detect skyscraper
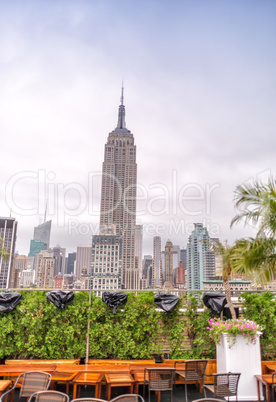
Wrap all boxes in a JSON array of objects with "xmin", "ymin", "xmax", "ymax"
[
  {"xmin": 99, "ymin": 88, "xmax": 138, "ymax": 289},
  {"xmin": 135, "ymin": 225, "xmax": 143, "ymax": 276},
  {"xmin": 0, "ymin": 217, "xmax": 18, "ymax": 288},
  {"xmin": 28, "ymin": 220, "xmax": 51, "ymax": 258},
  {"xmin": 162, "ymin": 239, "xmax": 176, "ymax": 287},
  {"xmin": 153, "ymin": 236, "xmax": 162, "ymax": 287},
  {"xmin": 186, "ymin": 223, "xmax": 211, "ymax": 290},
  {"xmin": 66, "ymin": 252, "xmax": 76, "ymax": 275},
  {"xmin": 33, "ymin": 220, "xmax": 51, "ymax": 248},
  {"xmin": 76, "ymin": 245, "xmax": 92, "ymax": 279}
]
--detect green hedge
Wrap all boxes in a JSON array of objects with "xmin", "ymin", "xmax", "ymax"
[
  {"xmin": 0, "ymin": 291, "xmax": 216, "ymax": 360},
  {"xmin": 240, "ymin": 292, "xmax": 276, "ymax": 360}
]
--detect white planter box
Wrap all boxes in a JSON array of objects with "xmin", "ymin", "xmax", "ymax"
[{"xmin": 216, "ymin": 332, "xmax": 262, "ymax": 401}]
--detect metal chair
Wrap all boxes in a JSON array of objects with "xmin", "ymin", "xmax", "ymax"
[
  {"xmin": 0, "ymin": 371, "xmax": 51, "ymax": 402},
  {"xmin": 143, "ymin": 368, "xmax": 175, "ymax": 402},
  {"xmin": 203, "ymin": 373, "xmax": 241, "ymax": 402},
  {"xmin": 29, "ymin": 390, "xmax": 69, "ymax": 402},
  {"xmin": 110, "ymin": 395, "xmax": 145, "ymax": 402},
  {"xmin": 71, "ymin": 399, "xmax": 107, "ymax": 402},
  {"xmin": 174, "ymin": 360, "xmax": 208, "ymax": 402},
  {"xmin": 192, "ymin": 399, "xmax": 224, "ymax": 402}
]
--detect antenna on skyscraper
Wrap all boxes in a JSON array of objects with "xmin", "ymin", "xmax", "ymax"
[
  {"xmin": 9, "ymin": 208, "xmax": 12, "ymax": 218},
  {"xmin": 44, "ymin": 199, "xmax": 48, "ymax": 223},
  {"xmin": 120, "ymin": 82, "xmax": 124, "ymax": 105}
]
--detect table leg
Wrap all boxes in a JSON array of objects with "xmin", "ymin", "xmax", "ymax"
[
  {"xmin": 107, "ymin": 385, "xmax": 111, "ymax": 402},
  {"xmin": 256, "ymin": 379, "xmax": 261, "ymax": 402},
  {"xmin": 72, "ymin": 384, "xmax": 78, "ymax": 400},
  {"xmin": 266, "ymin": 384, "xmax": 270, "ymax": 402}
]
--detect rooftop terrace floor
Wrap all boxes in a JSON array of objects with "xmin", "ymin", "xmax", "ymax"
[{"xmin": 11, "ymin": 384, "xmax": 255, "ymax": 402}]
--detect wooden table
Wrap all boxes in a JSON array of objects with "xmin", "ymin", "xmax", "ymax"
[
  {"xmin": 0, "ymin": 380, "xmax": 12, "ymax": 396},
  {"xmin": 72, "ymin": 372, "xmax": 104, "ymax": 400},
  {"xmin": 0, "ymin": 364, "xmax": 57, "ymax": 378},
  {"xmin": 105, "ymin": 373, "xmax": 135, "ymax": 401},
  {"xmin": 255, "ymin": 374, "xmax": 274, "ymax": 402},
  {"xmin": 55, "ymin": 364, "xmax": 130, "ymax": 373},
  {"xmin": 50, "ymin": 372, "xmax": 78, "ymax": 394}
]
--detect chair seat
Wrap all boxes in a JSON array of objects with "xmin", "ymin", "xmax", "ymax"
[
  {"xmin": 176, "ymin": 371, "xmax": 203, "ymax": 381},
  {"xmin": 204, "ymin": 384, "xmax": 236, "ymax": 397}
]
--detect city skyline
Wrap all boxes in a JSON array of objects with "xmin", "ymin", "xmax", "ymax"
[{"xmin": 0, "ymin": 1, "xmax": 275, "ymax": 256}]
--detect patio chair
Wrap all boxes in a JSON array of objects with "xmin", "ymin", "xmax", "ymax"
[
  {"xmin": 174, "ymin": 359, "xmax": 208, "ymax": 402},
  {"xmin": 71, "ymin": 399, "xmax": 107, "ymax": 402},
  {"xmin": 110, "ymin": 395, "xmax": 145, "ymax": 402},
  {"xmin": 29, "ymin": 390, "xmax": 69, "ymax": 402},
  {"xmin": 0, "ymin": 371, "xmax": 51, "ymax": 402},
  {"xmin": 203, "ymin": 373, "xmax": 241, "ymax": 402},
  {"xmin": 143, "ymin": 368, "xmax": 175, "ymax": 402},
  {"xmin": 192, "ymin": 399, "xmax": 224, "ymax": 402}
]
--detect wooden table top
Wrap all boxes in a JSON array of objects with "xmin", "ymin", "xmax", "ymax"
[
  {"xmin": 105, "ymin": 373, "xmax": 135, "ymax": 384},
  {"xmin": 51, "ymin": 372, "xmax": 78, "ymax": 381},
  {"xmin": 5, "ymin": 360, "xmax": 79, "ymax": 365},
  {"xmin": 0, "ymin": 364, "xmax": 57, "ymax": 376},
  {"xmin": 255, "ymin": 374, "xmax": 274, "ymax": 385},
  {"xmin": 72, "ymin": 372, "xmax": 104, "ymax": 383},
  {"xmin": 55, "ymin": 364, "xmax": 130, "ymax": 373}
]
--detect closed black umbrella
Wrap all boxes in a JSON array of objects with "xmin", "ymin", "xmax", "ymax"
[{"xmin": 46, "ymin": 290, "xmax": 74, "ymax": 308}]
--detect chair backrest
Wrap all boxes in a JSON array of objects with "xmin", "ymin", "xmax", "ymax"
[
  {"xmin": 72, "ymin": 399, "xmax": 107, "ymax": 402},
  {"xmin": 17, "ymin": 371, "xmax": 52, "ymax": 397},
  {"xmin": 147, "ymin": 369, "xmax": 175, "ymax": 391},
  {"xmin": 185, "ymin": 360, "xmax": 208, "ymax": 380},
  {"xmin": 193, "ymin": 399, "xmax": 224, "ymax": 402},
  {"xmin": 110, "ymin": 395, "xmax": 145, "ymax": 402},
  {"xmin": 213, "ymin": 373, "xmax": 241, "ymax": 397},
  {"xmin": 30, "ymin": 390, "xmax": 69, "ymax": 402}
]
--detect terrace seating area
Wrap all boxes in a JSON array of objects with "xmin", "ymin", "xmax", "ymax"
[{"xmin": 0, "ymin": 358, "xmax": 275, "ymax": 401}]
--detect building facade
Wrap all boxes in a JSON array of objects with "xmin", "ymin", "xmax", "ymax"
[
  {"xmin": 76, "ymin": 245, "xmax": 92, "ymax": 279},
  {"xmin": 162, "ymin": 239, "xmax": 175, "ymax": 287},
  {"xmin": 0, "ymin": 217, "xmax": 18, "ymax": 288},
  {"xmin": 91, "ymin": 235, "xmax": 122, "ymax": 296},
  {"xmin": 153, "ymin": 236, "xmax": 162, "ymax": 288},
  {"xmin": 186, "ymin": 223, "xmax": 210, "ymax": 290},
  {"xmin": 36, "ymin": 250, "xmax": 55, "ymax": 288},
  {"xmin": 99, "ymin": 89, "xmax": 137, "ymax": 289},
  {"xmin": 66, "ymin": 252, "xmax": 76, "ymax": 275},
  {"xmin": 135, "ymin": 225, "xmax": 143, "ymax": 278},
  {"xmin": 11, "ymin": 254, "xmax": 27, "ymax": 288},
  {"xmin": 33, "ymin": 220, "xmax": 51, "ymax": 248}
]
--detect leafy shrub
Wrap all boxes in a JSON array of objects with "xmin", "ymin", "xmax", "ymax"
[{"xmin": 240, "ymin": 292, "xmax": 276, "ymax": 360}]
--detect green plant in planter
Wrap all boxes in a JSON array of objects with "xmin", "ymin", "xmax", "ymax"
[{"xmin": 207, "ymin": 317, "xmax": 261, "ymax": 348}]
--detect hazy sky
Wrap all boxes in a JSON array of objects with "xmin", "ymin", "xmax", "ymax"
[{"xmin": 0, "ymin": 0, "xmax": 275, "ymax": 256}]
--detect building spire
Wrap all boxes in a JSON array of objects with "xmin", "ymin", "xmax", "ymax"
[{"xmin": 117, "ymin": 84, "xmax": 126, "ymax": 129}]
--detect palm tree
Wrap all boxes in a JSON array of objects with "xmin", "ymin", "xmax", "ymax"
[
  {"xmin": 230, "ymin": 177, "xmax": 276, "ymax": 284},
  {"xmin": 231, "ymin": 177, "xmax": 276, "ymax": 237},
  {"xmin": 212, "ymin": 241, "xmax": 237, "ymax": 319}
]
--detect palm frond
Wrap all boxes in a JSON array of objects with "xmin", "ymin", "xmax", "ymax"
[
  {"xmin": 231, "ymin": 177, "xmax": 276, "ymax": 236},
  {"xmin": 231, "ymin": 237, "xmax": 276, "ymax": 284}
]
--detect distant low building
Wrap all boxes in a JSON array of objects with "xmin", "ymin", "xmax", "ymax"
[
  {"xmin": 54, "ymin": 273, "xmax": 63, "ymax": 289},
  {"xmin": 20, "ymin": 269, "xmax": 35, "ymax": 288},
  {"xmin": 203, "ymin": 279, "xmax": 252, "ymax": 292}
]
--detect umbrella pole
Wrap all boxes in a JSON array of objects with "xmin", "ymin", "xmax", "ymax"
[{"xmin": 85, "ymin": 288, "xmax": 92, "ymax": 365}]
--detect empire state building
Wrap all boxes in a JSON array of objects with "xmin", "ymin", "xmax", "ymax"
[{"xmin": 98, "ymin": 89, "xmax": 138, "ymax": 289}]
